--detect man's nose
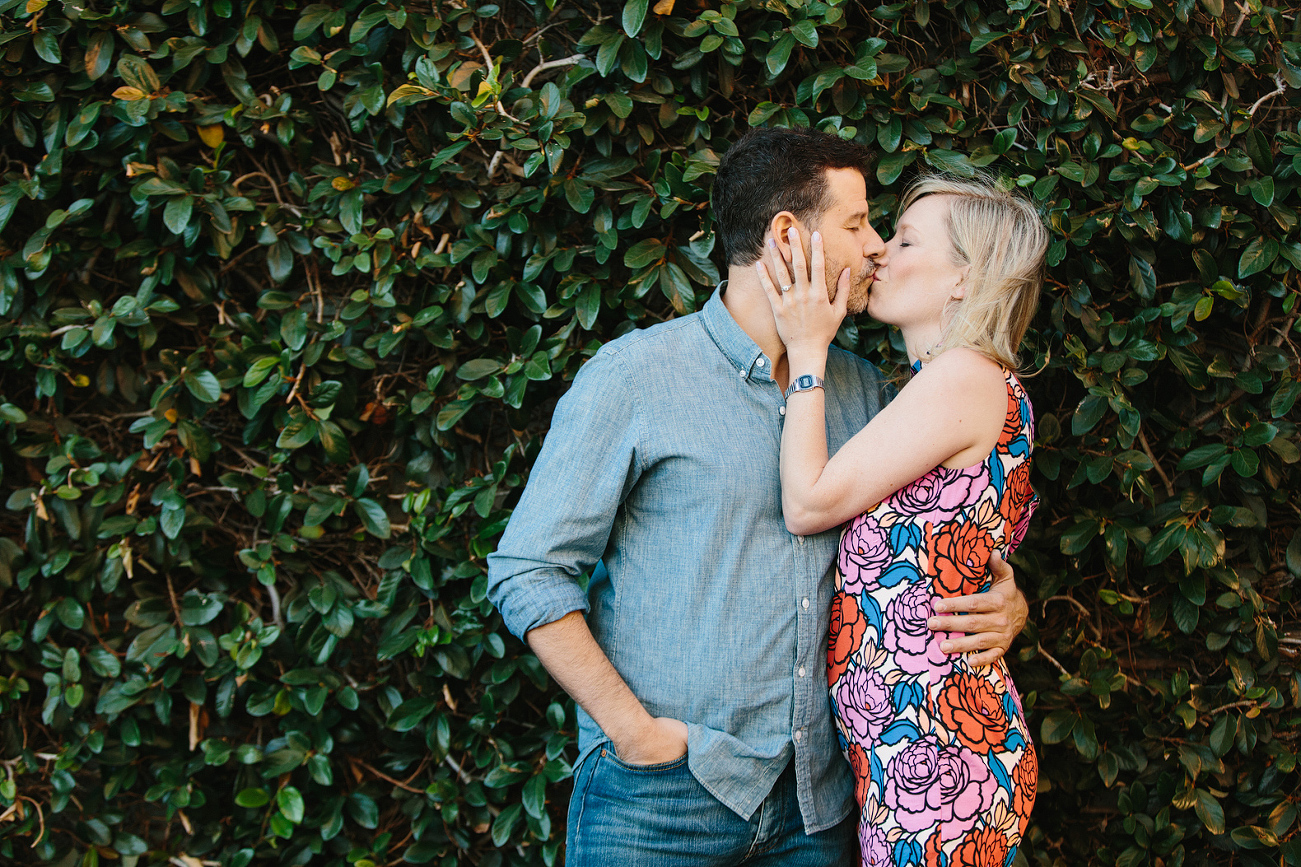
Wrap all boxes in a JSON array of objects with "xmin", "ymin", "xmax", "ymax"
[
  {"xmin": 863, "ymin": 229, "xmax": 887, "ymax": 259},
  {"xmin": 866, "ymin": 236, "xmax": 888, "ymax": 266}
]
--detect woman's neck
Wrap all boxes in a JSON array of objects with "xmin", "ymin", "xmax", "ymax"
[{"xmin": 902, "ymin": 324, "xmax": 944, "ymax": 369}]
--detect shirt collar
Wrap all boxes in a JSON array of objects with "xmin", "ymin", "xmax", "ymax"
[{"xmin": 702, "ymin": 283, "xmax": 774, "ymax": 383}]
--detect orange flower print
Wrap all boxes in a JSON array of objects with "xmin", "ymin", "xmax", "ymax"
[
  {"xmin": 950, "ymin": 826, "xmax": 1011, "ymax": 867},
  {"xmin": 828, "ymin": 369, "xmax": 1038, "ymax": 866},
  {"xmin": 999, "ymin": 461, "xmax": 1032, "ymax": 528},
  {"xmin": 847, "ymin": 742, "xmax": 871, "ymax": 806},
  {"xmin": 828, "ymin": 591, "xmax": 866, "ymax": 683},
  {"xmin": 999, "ymin": 390, "xmax": 1024, "ymax": 448},
  {"xmin": 1013, "ymin": 747, "xmax": 1038, "ymax": 830},
  {"xmin": 937, "ymin": 671, "xmax": 1010, "ymax": 755},
  {"xmin": 926, "ymin": 520, "xmax": 997, "ymax": 598},
  {"xmin": 924, "ymin": 830, "xmax": 944, "ymax": 867}
]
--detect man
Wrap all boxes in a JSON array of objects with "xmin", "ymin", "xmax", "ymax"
[{"xmin": 487, "ymin": 127, "xmax": 1028, "ymax": 865}]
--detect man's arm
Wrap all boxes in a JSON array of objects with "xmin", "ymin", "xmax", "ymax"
[
  {"xmin": 528, "ymin": 612, "xmax": 687, "ymax": 764},
  {"xmin": 927, "ymin": 552, "xmax": 1029, "ymax": 666},
  {"xmin": 487, "ymin": 349, "xmax": 684, "ymax": 764}
]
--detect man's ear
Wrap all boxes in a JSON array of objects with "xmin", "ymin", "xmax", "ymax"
[{"xmin": 769, "ymin": 211, "xmax": 798, "ymax": 258}]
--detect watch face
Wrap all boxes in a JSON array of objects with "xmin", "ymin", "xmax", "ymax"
[{"xmin": 798, "ymin": 375, "xmax": 814, "ymax": 388}]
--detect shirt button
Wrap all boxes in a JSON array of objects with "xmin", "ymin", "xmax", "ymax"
[
  {"xmin": 738, "ymin": 370, "xmax": 746, "ymax": 379},
  {"xmin": 793, "ymin": 730, "xmax": 803, "ymax": 743},
  {"xmin": 798, "ymin": 666, "xmax": 806, "ymax": 678},
  {"xmin": 801, "ymin": 598, "xmax": 810, "ymax": 610},
  {"xmin": 756, "ymin": 357, "xmax": 766, "ymax": 367},
  {"xmin": 779, "ymin": 406, "xmax": 786, "ymax": 416},
  {"xmin": 797, "ymin": 535, "xmax": 804, "ymax": 545}
]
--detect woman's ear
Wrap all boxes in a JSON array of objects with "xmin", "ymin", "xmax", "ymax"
[{"xmin": 952, "ymin": 266, "xmax": 971, "ymax": 300}]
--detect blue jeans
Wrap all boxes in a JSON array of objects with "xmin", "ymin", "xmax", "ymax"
[{"xmin": 566, "ymin": 747, "xmax": 856, "ymax": 866}]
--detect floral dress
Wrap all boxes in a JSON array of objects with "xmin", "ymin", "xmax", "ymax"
[{"xmin": 827, "ymin": 367, "xmax": 1038, "ymax": 867}]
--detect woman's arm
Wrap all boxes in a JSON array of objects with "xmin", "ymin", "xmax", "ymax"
[
  {"xmin": 759, "ymin": 230, "xmax": 1006, "ymax": 535},
  {"xmin": 781, "ymin": 350, "xmax": 1005, "ymax": 534}
]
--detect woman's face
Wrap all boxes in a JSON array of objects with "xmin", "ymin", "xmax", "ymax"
[{"xmin": 868, "ymin": 195, "xmax": 967, "ymax": 332}]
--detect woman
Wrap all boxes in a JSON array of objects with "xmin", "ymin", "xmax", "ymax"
[{"xmin": 756, "ymin": 174, "xmax": 1047, "ymax": 867}]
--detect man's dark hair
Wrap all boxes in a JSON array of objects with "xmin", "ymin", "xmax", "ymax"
[{"xmin": 712, "ymin": 127, "xmax": 872, "ymax": 266}]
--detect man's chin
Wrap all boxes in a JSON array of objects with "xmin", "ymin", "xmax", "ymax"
[{"xmin": 846, "ymin": 283, "xmax": 873, "ymax": 315}]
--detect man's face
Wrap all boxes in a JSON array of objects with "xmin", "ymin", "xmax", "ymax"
[{"xmin": 808, "ymin": 168, "xmax": 886, "ymax": 314}]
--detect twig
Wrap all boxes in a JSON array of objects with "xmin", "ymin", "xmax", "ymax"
[
  {"xmin": 482, "ymin": 52, "xmax": 585, "ymax": 180},
  {"xmin": 1189, "ymin": 389, "xmax": 1245, "ymax": 429},
  {"xmin": 520, "ymin": 53, "xmax": 587, "ymax": 89},
  {"xmin": 84, "ymin": 603, "xmax": 126, "ymax": 659},
  {"xmin": 1231, "ymin": 2, "xmax": 1248, "ymax": 37},
  {"xmin": 1207, "ymin": 699, "xmax": 1254, "ymax": 715},
  {"xmin": 232, "ymin": 169, "xmax": 303, "ymax": 216},
  {"xmin": 522, "ymin": 19, "xmax": 566, "ymax": 48},
  {"xmin": 305, "ymin": 260, "xmax": 324, "ymax": 324},
  {"xmin": 267, "ymin": 582, "xmax": 283, "ymax": 632},
  {"xmin": 1036, "ymin": 642, "xmax": 1072, "ymax": 680},
  {"xmin": 1042, "ymin": 596, "xmax": 1103, "ymax": 639},
  {"xmin": 443, "ymin": 753, "xmax": 471, "ymax": 783},
  {"xmin": 232, "ymin": 172, "xmax": 284, "ymax": 205},
  {"xmin": 1248, "ymin": 73, "xmax": 1287, "ymax": 117},
  {"xmin": 468, "ymin": 32, "xmax": 520, "ymax": 122},
  {"xmin": 1181, "ymin": 149, "xmax": 1224, "ymax": 172},
  {"xmin": 1138, "ymin": 427, "xmax": 1175, "ymax": 497},
  {"xmin": 285, "ymin": 363, "xmax": 308, "ymax": 408},
  {"xmin": 349, "ymin": 757, "xmax": 425, "ymax": 794},
  {"xmin": 25, "ymin": 796, "xmax": 44, "ymax": 847},
  {"xmin": 166, "ymin": 574, "xmax": 185, "ymax": 631}
]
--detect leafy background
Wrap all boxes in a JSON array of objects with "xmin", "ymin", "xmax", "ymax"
[{"xmin": 0, "ymin": 0, "xmax": 1298, "ymax": 864}]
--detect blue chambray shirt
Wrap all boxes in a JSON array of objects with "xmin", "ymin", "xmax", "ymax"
[{"xmin": 486, "ymin": 286, "xmax": 887, "ymax": 832}]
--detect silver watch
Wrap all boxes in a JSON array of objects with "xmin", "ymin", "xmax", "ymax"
[{"xmin": 783, "ymin": 374, "xmax": 824, "ymax": 400}]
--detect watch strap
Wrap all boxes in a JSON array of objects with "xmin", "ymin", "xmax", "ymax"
[{"xmin": 783, "ymin": 374, "xmax": 824, "ymax": 400}]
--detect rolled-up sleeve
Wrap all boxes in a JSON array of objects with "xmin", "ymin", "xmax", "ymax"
[{"xmin": 486, "ymin": 347, "xmax": 642, "ymax": 640}]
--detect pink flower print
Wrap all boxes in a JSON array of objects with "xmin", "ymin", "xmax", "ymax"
[
  {"xmin": 860, "ymin": 822, "xmax": 891, "ymax": 867},
  {"xmin": 934, "ymin": 742, "xmax": 997, "ymax": 839},
  {"xmin": 889, "ymin": 464, "xmax": 990, "ymax": 525},
  {"xmin": 835, "ymin": 664, "xmax": 894, "ymax": 743},
  {"xmin": 884, "ymin": 737, "xmax": 943, "ymax": 833},
  {"xmin": 931, "ymin": 463, "xmax": 990, "ymax": 521},
  {"xmin": 839, "ymin": 515, "xmax": 893, "ymax": 593},
  {"xmin": 883, "ymin": 583, "xmax": 946, "ymax": 676},
  {"xmin": 885, "ymin": 467, "xmax": 949, "ymax": 515},
  {"xmin": 885, "ymin": 738, "xmax": 995, "ymax": 837}
]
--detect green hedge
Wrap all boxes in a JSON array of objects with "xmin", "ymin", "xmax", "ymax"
[{"xmin": 0, "ymin": 0, "xmax": 1298, "ymax": 864}]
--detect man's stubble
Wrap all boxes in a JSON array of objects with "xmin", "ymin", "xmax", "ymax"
[{"xmin": 827, "ymin": 260, "xmax": 875, "ymax": 315}]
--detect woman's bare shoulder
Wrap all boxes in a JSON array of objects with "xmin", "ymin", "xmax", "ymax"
[{"xmin": 918, "ymin": 347, "xmax": 1006, "ymax": 393}]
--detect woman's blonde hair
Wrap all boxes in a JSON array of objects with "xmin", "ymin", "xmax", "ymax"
[{"xmin": 898, "ymin": 172, "xmax": 1048, "ymax": 370}]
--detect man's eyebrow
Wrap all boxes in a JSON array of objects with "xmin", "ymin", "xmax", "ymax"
[{"xmin": 844, "ymin": 209, "xmax": 870, "ymax": 223}]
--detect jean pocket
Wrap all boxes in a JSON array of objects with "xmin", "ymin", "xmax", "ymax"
[{"xmin": 602, "ymin": 747, "xmax": 689, "ymax": 774}]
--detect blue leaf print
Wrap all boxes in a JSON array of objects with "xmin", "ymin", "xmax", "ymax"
[{"xmin": 878, "ymin": 560, "xmax": 921, "ymax": 588}]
